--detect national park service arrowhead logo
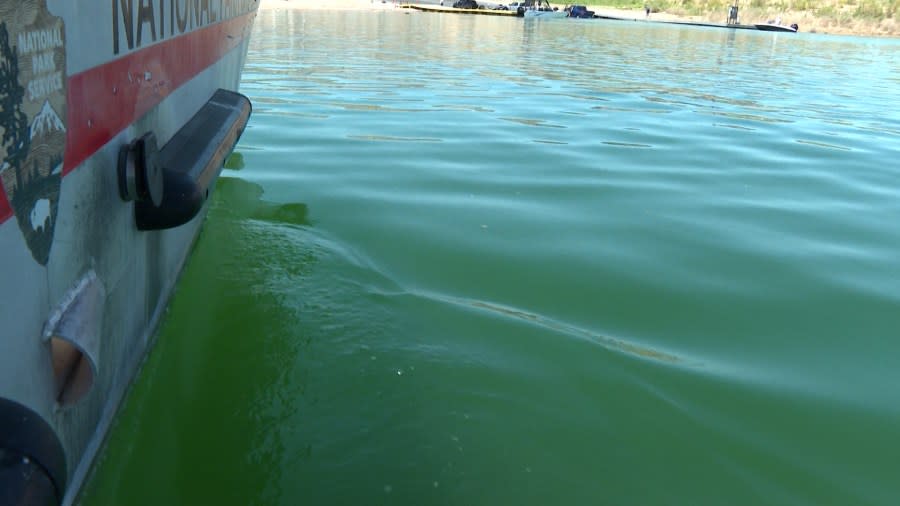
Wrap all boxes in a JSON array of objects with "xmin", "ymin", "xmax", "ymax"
[{"xmin": 0, "ymin": 0, "xmax": 66, "ymax": 266}]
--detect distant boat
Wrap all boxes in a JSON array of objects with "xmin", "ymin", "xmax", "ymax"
[
  {"xmin": 516, "ymin": 0, "xmax": 568, "ymax": 17},
  {"xmin": 755, "ymin": 22, "xmax": 799, "ymax": 32}
]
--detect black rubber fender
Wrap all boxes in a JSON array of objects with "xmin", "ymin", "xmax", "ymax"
[
  {"xmin": 0, "ymin": 398, "xmax": 66, "ymax": 506},
  {"xmin": 134, "ymin": 168, "xmax": 205, "ymax": 231}
]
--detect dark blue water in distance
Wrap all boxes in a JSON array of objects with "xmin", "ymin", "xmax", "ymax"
[{"xmin": 81, "ymin": 9, "xmax": 900, "ymax": 506}]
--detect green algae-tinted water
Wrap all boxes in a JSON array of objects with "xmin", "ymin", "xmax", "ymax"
[{"xmin": 80, "ymin": 10, "xmax": 900, "ymax": 506}]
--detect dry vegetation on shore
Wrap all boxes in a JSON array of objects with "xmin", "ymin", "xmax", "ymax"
[
  {"xmin": 260, "ymin": 0, "xmax": 899, "ymax": 36},
  {"xmin": 586, "ymin": 0, "xmax": 899, "ymax": 36}
]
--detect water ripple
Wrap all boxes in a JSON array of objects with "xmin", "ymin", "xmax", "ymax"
[
  {"xmin": 411, "ymin": 290, "xmax": 682, "ymax": 365},
  {"xmin": 83, "ymin": 10, "xmax": 900, "ymax": 506}
]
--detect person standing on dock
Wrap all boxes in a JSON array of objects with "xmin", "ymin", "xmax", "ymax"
[
  {"xmin": 644, "ymin": 3, "xmax": 650, "ymax": 17},
  {"xmin": 727, "ymin": 1, "xmax": 739, "ymax": 24}
]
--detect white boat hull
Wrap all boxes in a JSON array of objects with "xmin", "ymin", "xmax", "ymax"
[
  {"xmin": 0, "ymin": 0, "xmax": 258, "ymax": 503},
  {"xmin": 523, "ymin": 9, "xmax": 567, "ymax": 17},
  {"xmin": 755, "ymin": 22, "xmax": 798, "ymax": 32}
]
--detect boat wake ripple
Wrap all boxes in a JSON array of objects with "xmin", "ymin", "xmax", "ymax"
[{"xmin": 408, "ymin": 290, "xmax": 681, "ymax": 365}]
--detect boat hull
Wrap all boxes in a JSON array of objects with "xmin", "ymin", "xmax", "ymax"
[
  {"xmin": 523, "ymin": 9, "xmax": 567, "ymax": 18},
  {"xmin": 0, "ymin": 1, "xmax": 258, "ymax": 503},
  {"xmin": 755, "ymin": 23, "xmax": 797, "ymax": 32}
]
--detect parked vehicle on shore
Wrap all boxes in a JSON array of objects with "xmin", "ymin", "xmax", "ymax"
[
  {"xmin": 565, "ymin": 4, "xmax": 596, "ymax": 17},
  {"xmin": 453, "ymin": 0, "xmax": 480, "ymax": 8}
]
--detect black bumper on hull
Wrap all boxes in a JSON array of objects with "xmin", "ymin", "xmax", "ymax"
[
  {"xmin": 119, "ymin": 89, "xmax": 253, "ymax": 231},
  {"xmin": 0, "ymin": 398, "xmax": 67, "ymax": 506}
]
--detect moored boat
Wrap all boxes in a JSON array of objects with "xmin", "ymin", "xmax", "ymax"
[
  {"xmin": 516, "ymin": 0, "xmax": 567, "ymax": 18},
  {"xmin": 755, "ymin": 21, "xmax": 799, "ymax": 32},
  {"xmin": 0, "ymin": 0, "xmax": 258, "ymax": 504}
]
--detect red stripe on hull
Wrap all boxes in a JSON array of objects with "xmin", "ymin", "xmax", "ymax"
[
  {"xmin": 0, "ymin": 183, "xmax": 11, "ymax": 223},
  {"xmin": 63, "ymin": 11, "xmax": 255, "ymax": 176}
]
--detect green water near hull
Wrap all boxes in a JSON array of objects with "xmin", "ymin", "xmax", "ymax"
[{"xmin": 81, "ymin": 10, "xmax": 900, "ymax": 506}]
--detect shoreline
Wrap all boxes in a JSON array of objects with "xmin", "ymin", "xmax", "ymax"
[{"xmin": 258, "ymin": 0, "xmax": 898, "ymax": 37}]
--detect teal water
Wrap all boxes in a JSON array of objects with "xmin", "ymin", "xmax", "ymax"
[{"xmin": 81, "ymin": 10, "xmax": 900, "ymax": 506}]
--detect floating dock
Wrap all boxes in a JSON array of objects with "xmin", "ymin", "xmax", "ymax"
[
  {"xmin": 402, "ymin": 4, "xmax": 517, "ymax": 15},
  {"xmin": 402, "ymin": 4, "xmax": 767, "ymax": 31}
]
